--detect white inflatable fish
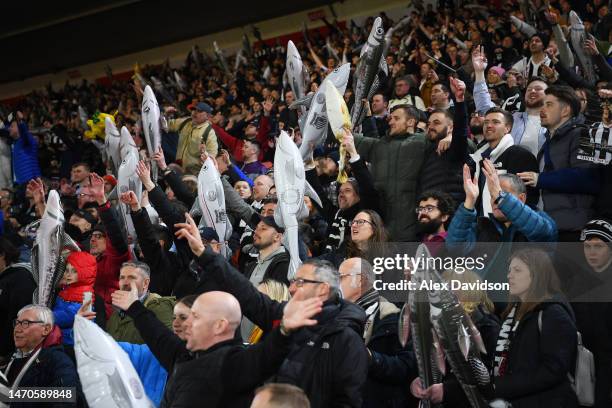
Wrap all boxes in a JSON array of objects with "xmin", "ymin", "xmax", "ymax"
[
  {"xmin": 119, "ymin": 126, "xmax": 138, "ymax": 162},
  {"xmin": 197, "ymin": 156, "xmax": 231, "ymax": 249},
  {"xmin": 286, "ymin": 40, "xmax": 309, "ymax": 102},
  {"xmin": 141, "ymin": 86, "xmax": 162, "ymax": 182},
  {"xmin": 117, "ymin": 145, "xmax": 143, "ymax": 242},
  {"xmin": 30, "ymin": 190, "xmax": 80, "ymax": 307},
  {"xmin": 295, "ymin": 63, "xmax": 351, "ymax": 161},
  {"xmin": 274, "ymin": 131, "xmax": 308, "ymax": 279},
  {"xmin": 74, "ymin": 315, "xmax": 154, "ymax": 408},
  {"xmin": 325, "ymin": 80, "xmax": 351, "ymax": 183},
  {"xmin": 104, "ymin": 117, "xmax": 121, "ymax": 177}
]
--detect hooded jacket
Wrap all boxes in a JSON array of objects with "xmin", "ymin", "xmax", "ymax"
[{"xmin": 53, "ymin": 251, "xmax": 97, "ymax": 345}]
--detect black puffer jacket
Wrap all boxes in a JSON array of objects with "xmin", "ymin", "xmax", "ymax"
[{"xmin": 494, "ymin": 297, "xmax": 578, "ymax": 408}]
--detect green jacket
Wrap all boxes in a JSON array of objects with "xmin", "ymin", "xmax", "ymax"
[
  {"xmin": 355, "ymin": 131, "xmax": 427, "ymax": 241},
  {"xmin": 107, "ymin": 293, "xmax": 175, "ymax": 344}
]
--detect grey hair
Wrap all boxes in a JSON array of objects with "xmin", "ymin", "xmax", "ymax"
[
  {"xmin": 304, "ymin": 259, "xmax": 340, "ymax": 298},
  {"xmin": 121, "ymin": 261, "xmax": 151, "ymax": 278},
  {"xmin": 499, "ymin": 173, "xmax": 527, "ymax": 195},
  {"xmin": 18, "ymin": 305, "xmax": 54, "ymax": 326}
]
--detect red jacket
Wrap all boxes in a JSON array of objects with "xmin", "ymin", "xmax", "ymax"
[
  {"xmin": 59, "ymin": 251, "xmax": 97, "ymax": 303},
  {"xmin": 212, "ymin": 116, "xmax": 271, "ymax": 162},
  {"xmin": 94, "ymin": 201, "xmax": 130, "ymax": 319}
]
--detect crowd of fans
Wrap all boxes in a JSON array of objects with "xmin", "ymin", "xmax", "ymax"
[{"xmin": 1, "ymin": 0, "xmax": 612, "ymax": 407}]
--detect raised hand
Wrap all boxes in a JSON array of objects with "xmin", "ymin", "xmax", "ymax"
[
  {"xmin": 77, "ymin": 300, "xmax": 97, "ymax": 321},
  {"xmin": 174, "ymin": 213, "xmax": 205, "ymax": 257},
  {"xmin": 482, "ymin": 159, "xmax": 502, "ymax": 200},
  {"xmin": 449, "ymin": 76, "xmax": 466, "ymax": 102},
  {"xmin": 584, "ymin": 37, "xmax": 600, "ymax": 56},
  {"xmin": 342, "ymin": 128, "xmax": 358, "ymax": 158},
  {"xmin": 281, "ymin": 288, "xmax": 323, "ymax": 332},
  {"xmin": 136, "ymin": 160, "xmax": 154, "ymax": 191},
  {"xmin": 517, "ymin": 171, "xmax": 539, "ymax": 187},
  {"xmin": 471, "ymin": 46, "xmax": 488, "ymax": 74},
  {"xmin": 27, "ymin": 178, "xmax": 46, "ymax": 205},
  {"xmin": 120, "ymin": 191, "xmax": 140, "ymax": 212},
  {"xmin": 111, "ymin": 280, "xmax": 139, "ymax": 311},
  {"xmin": 463, "ymin": 164, "xmax": 480, "ymax": 210},
  {"xmin": 88, "ymin": 173, "xmax": 107, "ymax": 205},
  {"xmin": 152, "ymin": 146, "xmax": 167, "ymax": 171}
]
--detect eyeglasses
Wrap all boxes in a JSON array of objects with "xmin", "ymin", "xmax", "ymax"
[
  {"xmin": 13, "ymin": 319, "xmax": 45, "ymax": 329},
  {"xmin": 416, "ymin": 205, "xmax": 439, "ymax": 214},
  {"xmin": 289, "ymin": 278, "xmax": 325, "ymax": 287},
  {"xmin": 339, "ymin": 272, "xmax": 362, "ymax": 278},
  {"xmin": 91, "ymin": 232, "xmax": 105, "ymax": 239},
  {"xmin": 349, "ymin": 219, "xmax": 373, "ymax": 227}
]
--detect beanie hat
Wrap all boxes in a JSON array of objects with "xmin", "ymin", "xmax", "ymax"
[{"xmin": 581, "ymin": 219, "xmax": 612, "ymax": 242}]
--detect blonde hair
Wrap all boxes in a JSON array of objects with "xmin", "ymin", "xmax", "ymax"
[
  {"xmin": 441, "ymin": 269, "xmax": 494, "ymax": 314},
  {"xmin": 249, "ymin": 280, "xmax": 290, "ymax": 343}
]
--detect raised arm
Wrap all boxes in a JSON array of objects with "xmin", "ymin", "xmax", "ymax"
[{"xmin": 471, "ymin": 46, "xmax": 496, "ymax": 113}]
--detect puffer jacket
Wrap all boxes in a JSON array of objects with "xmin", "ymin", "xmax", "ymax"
[
  {"xmin": 355, "ymin": 131, "xmax": 428, "ymax": 241},
  {"xmin": 536, "ymin": 117, "xmax": 600, "ymax": 232},
  {"xmin": 53, "ymin": 251, "xmax": 97, "ymax": 345},
  {"xmin": 119, "ymin": 342, "xmax": 168, "ymax": 407}
]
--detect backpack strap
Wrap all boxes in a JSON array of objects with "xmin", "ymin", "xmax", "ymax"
[
  {"xmin": 200, "ymin": 124, "xmax": 213, "ymax": 145},
  {"xmin": 177, "ymin": 117, "xmax": 191, "ymax": 134}
]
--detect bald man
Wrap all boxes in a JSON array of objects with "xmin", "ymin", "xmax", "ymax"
[{"xmin": 112, "ymin": 284, "xmax": 322, "ymax": 407}]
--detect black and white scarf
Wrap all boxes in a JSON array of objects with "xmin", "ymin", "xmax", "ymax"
[
  {"xmin": 356, "ymin": 289, "xmax": 380, "ymax": 344},
  {"xmin": 494, "ymin": 305, "xmax": 517, "ymax": 377}
]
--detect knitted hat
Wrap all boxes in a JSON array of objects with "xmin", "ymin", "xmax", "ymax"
[{"xmin": 581, "ymin": 219, "xmax": 612, "ymax": 242}]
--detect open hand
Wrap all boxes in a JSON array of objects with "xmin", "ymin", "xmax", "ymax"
[
  {"xmin": 111, "ymin": 281, "xmax": 139, "ymax": 311},
  {"xmin": 463, "ymin": 164, "xmax": 479, "ymax": 210},
  {"xmin": 174, "ymin": 213, "xmax": 205, "ymax": 257},
  {"xmin": 281, "ymin": 288, "xmax": 323, "ymax": 332}
]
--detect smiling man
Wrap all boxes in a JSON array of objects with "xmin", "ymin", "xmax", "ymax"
[{"xmin": 7, "ymin": 305, "xmax": 80, "ymax": 392}]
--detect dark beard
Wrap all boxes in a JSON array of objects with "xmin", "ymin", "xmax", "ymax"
[
  {"xmin": 470, "ymin": 124, "xmax": 483, "ymax": 135},
  {"xmin": 416, "ymin": 217, "xmax": 444, "ymax": 235},
  {"xmin": 525, "ymin": 99, "xmax": 543, "ymax": 110}
]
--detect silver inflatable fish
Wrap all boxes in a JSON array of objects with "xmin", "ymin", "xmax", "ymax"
[
  {"xmin": 350, "ymin": 17, "xmax": 389, "ymax": 130},
  {"xmin": 570, "ymin": 11, "xmax": 597, "ymax": 85},
  {"xmin": 74, "ymin": 315, "xmax": 153, "ymax": 408},
  {"xmin": 274, "ymin": 130, "xmax": 308, "ymax": 280},
  {"xmin": 104, "ymin": 117, "xmax": 121, "ymax": 177},
  {"xmin": 30, "ymin": 190, "xmax": 80, "ymax": 307},
  {"xmin": 141, "ymin": 85, "xmax": 162, "ymax": 182},
  {"xmin": 197, "ymin": 156, "xmax": 232, "ymax": 249}
]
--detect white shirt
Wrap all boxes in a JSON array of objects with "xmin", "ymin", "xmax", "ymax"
[{"xmin": 521, "ymin": 113, "xmax": 542, "ymax": 156}]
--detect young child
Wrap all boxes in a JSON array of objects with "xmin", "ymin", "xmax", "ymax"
[{"xmin": 53, "ymin": 251, "xmax": 97, "ymax": 345}]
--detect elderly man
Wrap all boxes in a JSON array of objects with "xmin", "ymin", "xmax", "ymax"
[
  {"xmin": 251, "ymin": 384, "xmax": 311, "ymax": 408},
  {"xmin": 7, "ymin": 305, "xmax": 80, "ymax": 392},
  {"xmin": 338, "ymin": 258, "xmax": 416, "ymax": 408},
  {"xmin": 107, "ymin": 261, "xmax": 175, "ymax": 344},
  {"xmin": 173, "ymin": 214, "xmax": 369, "ymax": 408},
  {"xmin": 111, "ymin": 277, "xmax": 322, "ymax": 406},
  {"xmin": 166, "ymin": 102, "xmax": 219, "ymax": 175}
]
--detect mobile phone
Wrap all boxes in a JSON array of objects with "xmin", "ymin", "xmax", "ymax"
[{"xmin": 83, "ymin": 291, "xmax": 93, "ymax": 312}]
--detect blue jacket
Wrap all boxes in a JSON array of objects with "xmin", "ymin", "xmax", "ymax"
[
  {"xmin": 447, "ymin": 193, "xmax": 558, "ymax": 255},
  {"xmin": 52, "ymin": 297, "xmax": 82, "ymax": 346},
  {"xmin": 118, "ymin": 342, "xmax": 168, "ymax": 407},
  {"xmin": 11, "ymin": 122, "xmax": 41, "ymax": 184}
]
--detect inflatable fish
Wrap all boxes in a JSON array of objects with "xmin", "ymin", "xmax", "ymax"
[
  {"xmin": 30, "ymin": 190, "xmax": 80, "ymax": 307},
  {"xmin": 324, "ymin": 81, "xmax": 351, "ymax": 184},
  {"xmin": 273, "ymin": 131, "xmax": 308, "ymax": 280},
  {"xmin": 74, "ymin": 315, "xmax": 154, "ymax": 408},
  {"xmin": 142, "ymin": 86, "xmax": 162, "ymax": 182}
]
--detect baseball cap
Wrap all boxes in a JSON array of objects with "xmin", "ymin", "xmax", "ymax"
[
  {"xmin": 198, "ymin": 226, "xmax": 220, "ymax": 242},
  {"xmin": 260, "ymin": 216, "xmax": 285, "ymax": 233},
  {"xmin": 188, "ymin": 102, "xmax": 213, "ymax": 114}
]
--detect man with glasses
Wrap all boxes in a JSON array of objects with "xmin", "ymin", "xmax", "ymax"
[
  {"xmin": 6, "ymin": 305, "xmax": 80, "ymax": 394},
  {"xmin": 338, "ymin": 257, "xmax": 416, "ymax": 408},
  {"xmin": 174, "ymin": 214, "xmax": 368, "ymax": 408},
  {"xmin": 473, "ymin": 47, "xmax": 548, "ymax": 156},
  {"xmin": 416, "ymin": 191, "xmax": 455, "ymax": 254}
]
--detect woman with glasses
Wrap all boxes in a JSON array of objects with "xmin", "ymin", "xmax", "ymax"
[{"xmin": 319, "ymin": 209, "xmax": 389, "ymax": 267}]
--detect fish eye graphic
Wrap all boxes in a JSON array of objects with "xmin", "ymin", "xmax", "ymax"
[{"xmin": 376, "ymin": 28, "xmax": 384, "ymax": 35}]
